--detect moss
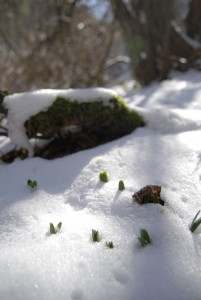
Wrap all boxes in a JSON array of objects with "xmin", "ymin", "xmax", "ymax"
[
  {"xmin": 24, "ymin": 95, "xmax": 144, "ymax": 159},
  {"xmin": 26, "ymin": 96, "xmax": 143, "ymax": 137}
]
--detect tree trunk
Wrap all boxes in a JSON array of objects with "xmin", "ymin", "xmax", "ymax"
[
  {"xmin": 185, "ymin": 0, "xmax": 201, "ymax": 41},
  {"xmin": 111, "ymin": 0, "xmax": 201, "ymax": 85}
]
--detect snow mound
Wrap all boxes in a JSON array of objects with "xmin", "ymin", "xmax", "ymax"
[
  {"xmin": 1, "ymin": 70, "xmax": 201, "ymax": 300},
  {"xmin": 140, "ymin": 108, "xmax": 201, "ymax": 133}
]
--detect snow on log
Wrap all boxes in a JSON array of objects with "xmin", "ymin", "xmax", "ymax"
[{"xmin": 3, "ymin": 88, "xmax": 144, "ymax": 159}]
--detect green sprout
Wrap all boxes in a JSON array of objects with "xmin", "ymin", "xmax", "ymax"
[
  {"xmin": 138, "ymin": 228, "xmax": 151, "ymax": 247},
  {"xmin": 27, "ymin": 179, "xmax": 37, "ymax": 191},
  {"xmin": 118, "ymin": 180, "xmax": 125, "ymax": 191},
  {"xmin": 99, "ymin": 172, "xmax": 108, "ymax": 183},
  {"xmin": 189, "ymin": 210, "xmax": 201, "ymax": 233},
  {"xmin": 106, "ymin": 241, "xmax": 114, "ymax": 249},
  {"xmin": 92, "ymin": 229, "xmax": 100, "ymax": 242},
  {"xmin": 50, "ymin": 222, "xmax": 62, "ymax": 234}
]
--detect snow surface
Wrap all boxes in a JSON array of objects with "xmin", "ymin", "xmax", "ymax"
[
  {"xmin": 3, "ymin": 88, "xmax": 117, "ymax": 156},
  {"xmin": 1, "ymin": 70, "xmax": 201, "ymax": 300}
]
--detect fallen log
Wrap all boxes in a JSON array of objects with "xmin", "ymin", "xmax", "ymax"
[{"xmin": 2, "ymin": 88, "xmax": 144, "ymax": 160}]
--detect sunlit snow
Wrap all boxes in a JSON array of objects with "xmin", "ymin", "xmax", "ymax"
[{"xmin": 1, "ymin": 70, "xmax": 201, "ymax": 300}]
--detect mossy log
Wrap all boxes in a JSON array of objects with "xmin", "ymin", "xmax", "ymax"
[{"xmin": 24, "ymin": 96, "xmax": 144, "ymax": 159}]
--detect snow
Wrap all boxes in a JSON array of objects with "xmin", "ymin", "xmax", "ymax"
[
  {"xmin": 3, "ymin": 88, "xmax": 118, "ymax": 156},
  {"xmin": 1, "ymin": 70, "xmax": 201, "ymax": 299}
]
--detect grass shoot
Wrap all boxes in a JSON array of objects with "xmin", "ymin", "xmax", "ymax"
[
  {"xmin": 106, "ymin": 241, "xmax": 114, "ymax": 249},
  {"xmin": 138, "ymin": 228, "xmax": 151, "ymax": 247},
  {"xmin": 92, "ymin": 229, "xmax": 100, "ymax": 242},
  {"xmin": 50, "ymin": 222, "xmax": 62, "ymax": 234},
  {"xmin": 99, "ymin": 172, "xmax": 108, "ymax": 183},
  {"xmin": 189, "ymin": 210, "xmax": 201, "ymax": 233},
  {"xmin": 118, "ymin": 180, "xmax": 125, "ymax": 191},
  {"xmin": 27, "ymin": 179, "xmax": 37, "ymax": 191}
]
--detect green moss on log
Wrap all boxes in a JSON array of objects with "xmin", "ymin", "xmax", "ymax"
[{"xmin": 25, "ymin": 95, "xmax": 144, "ymax": 159}]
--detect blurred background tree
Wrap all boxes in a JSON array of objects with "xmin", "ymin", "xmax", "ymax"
[
  {"xmin": 111, "ymin": 0, "xmax": 201, "ymax": 85},
  {"xmin": 0, "ymin": 0, "xmax": 201, "ymax": 92},
  {"xmin": 0, "ymin": 0, "xmax": 123, "ymax": 92}
]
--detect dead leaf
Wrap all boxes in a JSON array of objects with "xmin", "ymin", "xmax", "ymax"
[{"xmin": 132, "ymin": 185, "xmax": 165, "ymax": 205}]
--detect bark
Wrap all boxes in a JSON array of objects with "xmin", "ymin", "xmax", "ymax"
[{"xmin": 185, "ymin": 0, "xmax": 201, "ymax": 40}]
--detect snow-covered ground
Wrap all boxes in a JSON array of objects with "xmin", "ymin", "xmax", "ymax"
[{"xmin": 1, "ymin": 70, "xmax": 201, "ymax": 300}]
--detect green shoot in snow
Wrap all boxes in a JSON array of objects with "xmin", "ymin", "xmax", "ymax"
[
  {"xmin": 27, "ymin": 179, "xmax": 37, "ymax": 191},
  {"xmin": 138, "ymin": 228, "xmax": 151, "ymax": 247},
  {"xmin": 190, "ymin": 210, "xmax": 201, "ymax": 233},
  {"xmin": 92, "ymin": 229, "xmax": 100, "ymax": 242},
  {"xmin": 99, "ymin": 172, "xmax": 108, "ymax": 183},
  {"xmin": 50, "ymin": 222, "xmax": 62, "ymax": 234},
  {"xmin": 106, "ymin": 241, "xmax": 114, "ymax": 249},
  {"xmin": 118, "ymin": 180, "xmax": 125, "ymax": 191}
]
